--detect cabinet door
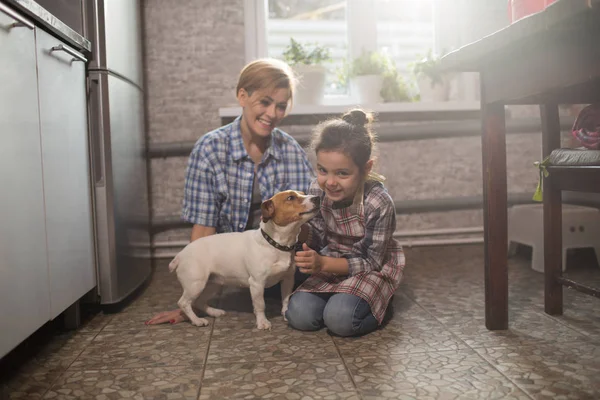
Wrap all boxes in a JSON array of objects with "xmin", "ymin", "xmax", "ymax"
[
  {"xmin": 0, "ymin": 11, "xmax": 50, "ymax": 357},
  {"xmin": 35, "ymin": 29, "xmax": 96, "ymax": 319}
]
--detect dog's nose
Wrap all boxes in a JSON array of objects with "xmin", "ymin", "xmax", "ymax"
[{"xmin": 311, "ymin": 196, "xmax": 320, "ymax": 207}]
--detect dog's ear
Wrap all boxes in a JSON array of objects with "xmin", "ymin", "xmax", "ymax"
[{"xmin": 261, "ymin": 199, "xmax": 275, "ymax": 222}]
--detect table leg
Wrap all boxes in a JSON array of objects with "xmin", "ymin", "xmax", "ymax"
[
  {"xmin": 481, "ymin": 102, "xmax": 508, "ymax": 330},
  {"xmin": 540, "ymin": 103, "xmax": 563, "ymax": 315}
]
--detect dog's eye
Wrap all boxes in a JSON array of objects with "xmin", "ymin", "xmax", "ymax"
[{"xmin": 286, "ymin": 195, "xmax": 295, "ymax": 201}]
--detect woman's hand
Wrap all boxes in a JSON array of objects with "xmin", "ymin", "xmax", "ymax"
[
  {"xmin": 145, "ymin": 309, "xmax": 188, "ymax": 325},
  {"xmin": 294, "ymin": 243, "xmax": 323, "ymax": 274}
]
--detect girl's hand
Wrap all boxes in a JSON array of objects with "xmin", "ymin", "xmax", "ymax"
[{"xmin": 295, "ymin": 243, "xmax": 322, "ymax": 274}]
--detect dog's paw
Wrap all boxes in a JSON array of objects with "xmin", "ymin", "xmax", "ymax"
[
  {"xmin": 206, "ymin": 307, "xmax": 226, "ymax": 318},
  {"xmin": 281, "ymin": 307, "xmax": 288, "ymax": 322},
  {"xmin": 256, "ymin": 318, "xmax": 272, "ymax": 330},
  {"xmin": 190, "ymin": 318, "xmax": 210, "ymax": 327}
]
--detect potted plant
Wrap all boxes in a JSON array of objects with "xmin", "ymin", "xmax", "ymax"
[
  {"xmin": 411, "ymin": 49, "xmax": 449, "ymax": 102},
  {"xmin": 336, "ymin": 52, "xmax": 413, "ymax": 103},
  {"xmin": 282, "ymin": 38, "xmax": 331, "ymax": 105},
  {"xmin": 347, "ymin": 51, "xmax": 389, "ymax": 104},
  {"xmin": 380, "ymin": 66, "xmax": 413, "ymax": 103}
]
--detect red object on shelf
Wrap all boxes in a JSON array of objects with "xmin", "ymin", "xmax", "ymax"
[{"xmin": 511, "ymin": 0, "xmax": 546, "ymax": 22}]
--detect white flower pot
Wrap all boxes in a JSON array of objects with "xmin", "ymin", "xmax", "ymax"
[
  {"xmin": 350, "ymin": 74, "xmax": 384, "ymax": 104},
  {"xmin": 293, "ymin": 64, "xmax": 327, "ymax": 105},
  {"xmin": 417, "ymin": 75, "xmax": 449, "ymax": 102}
]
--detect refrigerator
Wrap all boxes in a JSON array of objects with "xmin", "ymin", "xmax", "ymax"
[{"xmin": 85, "ymin": 0, "xmax": 152, "ymax": 304}]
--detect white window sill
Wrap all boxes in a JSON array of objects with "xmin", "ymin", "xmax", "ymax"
[{"xmin": 218, "ymin": 101, "xmax": 481, "ymax": 118}]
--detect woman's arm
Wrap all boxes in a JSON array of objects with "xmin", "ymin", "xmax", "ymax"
[
  {"xmin": 182, "ymin": 141, "xmax": 221, "ymax": 229},
  {"xmin": 191, "ymin": 224, "xmax": 217, "ymax": 242}
]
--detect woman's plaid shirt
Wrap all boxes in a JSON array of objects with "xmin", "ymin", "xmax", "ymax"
[
  {"xmin": 296, "ymin": 180, "xmax": 405, "ymax": 324},
  {"xmin": 182, "ymin": 117, "xmax": 314, "ymax": 233}
]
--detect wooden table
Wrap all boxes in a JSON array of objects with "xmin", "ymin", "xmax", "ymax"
[{"xmin": 442, "ymin": 0, "xmax": 600, "ymax": 330}]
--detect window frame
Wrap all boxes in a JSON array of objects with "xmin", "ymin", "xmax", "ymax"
[{"xmin": 243, "ymin": 0, "xmax": 479, "ymax": 103}]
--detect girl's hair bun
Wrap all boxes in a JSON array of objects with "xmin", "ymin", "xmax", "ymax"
[{"xmin": 342, "ymin": 109, "xmax": 371, "ymax": 128}]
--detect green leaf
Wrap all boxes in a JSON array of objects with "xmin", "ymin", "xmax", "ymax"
[{"xmin": 282, "ymin": 38, "xmax": 331, "ymax": 66}]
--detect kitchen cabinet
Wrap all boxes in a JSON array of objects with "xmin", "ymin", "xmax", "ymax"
[
  {"xmin": 0, "ymin": 8, "xmax": 51, "ymax": 357},
  {"xmin": 35, "ymin": 28, "xmax": 96, "ymax": 320},
  {"xmin": 0, "ymin": 7, "xmax": 96, "ymax": 358}
]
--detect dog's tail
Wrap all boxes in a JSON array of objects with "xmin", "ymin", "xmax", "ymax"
[{"xmin": 168, "ymin": 254, "xmax": 180, "ymax": 273}]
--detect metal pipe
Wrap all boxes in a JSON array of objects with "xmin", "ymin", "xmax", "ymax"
[
  {"xmin": 147, "ymin": 227, "xmax": 484, "ymax": 250},
  {"xmin": 149, "ymin": 192, "xmax": 541, "ymax": 234},
  {"xmin": 394, "ymin": 227, "xmax": 483, "ymax": 237},
  {"xmin": 398, "ymin": 237, "xmax": 484, "ymax": 248},
  {"xmin": 146, "ymin": 117, "xmax": 575, "ymax": 159},
  {"xmin": 148, "ymin": 235, "xmax": 484, "ymax": 259},
  {"xmin": 149, "ymin": 194, "xmax": 600, "ymax": 235}
]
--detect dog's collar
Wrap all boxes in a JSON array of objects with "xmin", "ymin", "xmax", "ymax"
[{"xmin": 261, "ymin": 229, "xmax": 297, "ymax": 252}]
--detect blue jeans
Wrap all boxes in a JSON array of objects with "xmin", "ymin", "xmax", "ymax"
[{"xmin": 285, "ymin": 291, "xmax": 379, "ymax": 337}]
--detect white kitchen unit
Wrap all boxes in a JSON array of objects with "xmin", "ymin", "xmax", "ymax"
[
  {"xmin": 0, "ymin": 4, "xmax": 96, "ymax": 358},
  {"xmin": 0, "ymin": 6, "xmax": 52, "ymax": 358},
  {"xmin": 35, "ymin": 28, "xmax": 96, "ymax": 320}
]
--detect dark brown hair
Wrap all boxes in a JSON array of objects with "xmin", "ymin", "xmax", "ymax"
[{"xmin": 311, "ymin": 109, "xmax": 384, "ymax": 180}]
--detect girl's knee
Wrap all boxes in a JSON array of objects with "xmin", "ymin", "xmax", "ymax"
[
  {"xmin": 323, "ymin": 294, "xmax": 378, "ymax": 337},
  {"xmin": 285, "ymin": 292, "xmax": 325, "ymax": 332}
]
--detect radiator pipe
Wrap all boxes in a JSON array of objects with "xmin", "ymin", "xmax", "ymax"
[
  {"xmin": 149, "ymin": 192, "xmax": 538, "ymax": 234},
  {"xmin": 147, "ymin": 117, "xmax": 575, "ymax": 159}
]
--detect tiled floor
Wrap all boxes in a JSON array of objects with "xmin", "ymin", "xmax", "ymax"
[{"xmin": 1, "ymin": 245, "xmax": 599, "ymax": 399}]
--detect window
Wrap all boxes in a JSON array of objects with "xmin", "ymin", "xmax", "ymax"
[
  {"xmin": 244, "ymin": 0, "xmax": 479, "ymax": 102},
  {"xmin": 246, "ymin": 0, "xmax": 436, "ymax": 99}
]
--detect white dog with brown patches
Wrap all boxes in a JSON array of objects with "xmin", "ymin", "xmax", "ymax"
[{"xmin": 168, "ymin": 190, "xmax": 320, "ymax": 330}]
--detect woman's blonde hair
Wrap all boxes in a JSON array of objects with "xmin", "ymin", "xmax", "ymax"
[{"xmin": 236, "ymin": 58, "xmax": 296, "ymax": 111}]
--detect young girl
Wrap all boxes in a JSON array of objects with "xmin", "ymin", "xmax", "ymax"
[{"xmin": 285, "ymin": 109, "xmax": 405, "ymax": 337}]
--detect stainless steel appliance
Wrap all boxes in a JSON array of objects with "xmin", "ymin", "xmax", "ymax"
[{"xmin": 85, "ymin": 0, "xmax": 151, "ymax": 304}]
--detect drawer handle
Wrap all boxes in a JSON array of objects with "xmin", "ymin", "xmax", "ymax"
[
  {"xmin": 50, "ymin": 44, "xmax": 87, "ymax": 63},
  {"xmin": 0, "ymin": 3, "xmax": 34, "ymax": 30}
]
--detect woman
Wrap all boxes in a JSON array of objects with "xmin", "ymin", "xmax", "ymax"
[{"xmin": 147, "ymin": 59, "xmax": 314, "ymax": 325}]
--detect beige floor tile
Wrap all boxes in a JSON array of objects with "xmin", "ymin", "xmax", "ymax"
[
  {"xmin": 346, "ymin": 350, "xmax": 531, "ymax": 400},
  {"xmin": 549, "ymin": 308, "xmax": 600, "ymax": 338},
  {"xmin": 208, "ymin": 312, "xmax": 338, "ymax": 363},
  {"xmin": 0, "ymin": 332, "xmax": 95, "ymax": 399},
  {"xmin": 71, "ymin": 328, "xmax": 209, "ymax": 369},
  {"xmin": 3, "ymin": 245, "xmax": 598, "ymax": 400},
  {"xmin": 27, "ymin": 332, "xmax": 96, "ymax": 370},
  {"xmin": 42, "ymin": 366, "xmax": 201, "ymax": 400},
  {"xmin": 77, "ymin": 311, "xmax": 112, "ymax": 334},
  {"xmin": 335, "ymin": 317, "xmax": 469, "ymax": 357},
  {"xmin": 0, "ymin": 364, "xmax": 62, "ymax": 399},
  {"xmin": 199, "ymin": 359, "xmax": 359, "ymax": 400},
  {"xmin": 476, "ymin": 341, "xmax": 600, "ymax": 399},
  {"xmin": 438, "ymin": 308, "xmax": 588, "ymax": 349}
]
